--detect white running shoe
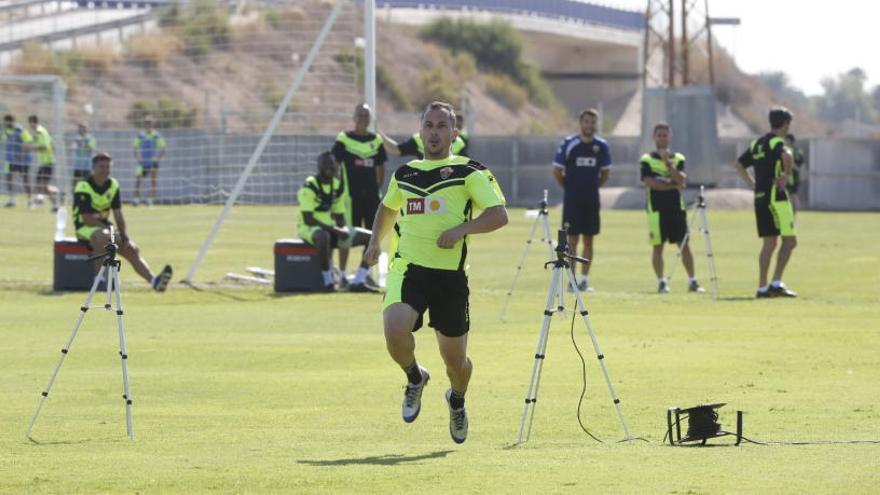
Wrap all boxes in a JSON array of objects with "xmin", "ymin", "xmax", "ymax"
[
  {"xmin": 402, "ymin": 367, "xmax": 430, "ymax": 423},
  {"xmin": 568, "ymin": 279, "xmax": 594, "ymax": 293},
  {"xmin": 4, "ymin": 197, "xmax": 14, "ymax": 208},
  {"xmin": 151, "ymin": 265, "xmax": 173, "ymax": 292},
  {"xmin": 445, "ymin": 389, "xmax": 468, "ymax": 444},
  {"xmin": 658, "ymin": 280, "xmax": 670, "ymax": 293}
]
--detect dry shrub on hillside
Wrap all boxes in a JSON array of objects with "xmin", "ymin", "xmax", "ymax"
[
  {"xmin": 264, "ymin": 5, "xmax": 306, "ymax": 29},
  {"xmin": 484, "ymin": 73, "xmax": 528, "ymax": 111},
  {"xmin": 78, "ymin": 45, "xmax": 120, "ymax": 76},
  {"xmin": 10, "ymin": 43, "xmax": 62, "ymax": 76},
  {"xmin": 126, "ymin": 33, "xmax": 183, "ymax": 67}
]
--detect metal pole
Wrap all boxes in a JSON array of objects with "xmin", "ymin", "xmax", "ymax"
[
  {"xmin": 667, "ymin": 0, "xmax": 675, "ymax": 87},
  {"xmin": 704, "ymin": 0, "xmax": 715, "ymax": 85},
  {"xmin": 680, "ymin": 0, "xmax": 689, "ymax": 85},
  {"xmin": 52, "ymin": 77, "xmax": 68, "ymax": 209},
  {"xmin": 183, "ymin": 0, "xmax": 345, "ymax": 284},
  {"xmin": 364, "ymin": 0, "xmax": 376, "ymax": 131}
]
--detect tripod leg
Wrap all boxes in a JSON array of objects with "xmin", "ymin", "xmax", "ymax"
[
  {"xmin": 699, "ymin": 206, "xmax": 719, "ymax": 300},
  {"xmin": 27, "ymin": 265, "xmax": 107, "ymax": 439},
  {"xmin": 111, "ymin": 265, "xmax": 135, "ymax": 440},
  {"xmin": 500, "ymin": 211, "xmax": 543, "ymax": 321},
  {"xmin": 666, "ymin": 201, "xmax": 700, "ymax": 283},
  {"xmin": 516, "ymin": 267, "xmax": 561, "ymax": 445},
  {"xmin": 567, "ymin": 265, "xmax": 634, "ymax": 441}
]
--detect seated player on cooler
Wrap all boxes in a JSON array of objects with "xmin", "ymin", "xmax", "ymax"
[
  {"xmin": 297, "ymin": 152, "xmax": 379, "ymax": 293},
  {"xmin": 73, "ymin": 152, "xmax": 173, "ymax": 292}
]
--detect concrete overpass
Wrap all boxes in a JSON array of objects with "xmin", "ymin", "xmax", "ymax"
[{"xmin": 376, "ymin": 0, "xmax": 645, "ymax": 123}]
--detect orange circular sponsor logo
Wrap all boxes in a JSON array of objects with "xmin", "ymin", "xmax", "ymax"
[{"xmin": 430, "ymin": 200, "xmax": 441, "ymax": 211}]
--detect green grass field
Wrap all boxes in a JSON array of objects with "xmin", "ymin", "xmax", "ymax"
[{"xmin": 1, "ymin": 203, "xmax": 879, "ymax": 494}]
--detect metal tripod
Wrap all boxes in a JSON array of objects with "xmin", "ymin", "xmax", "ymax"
[
  {"xmin": 516, "ymin": 230, "xmax": 633, "ymax": 445},
  {"xmin": 500, "ymin": 190, "xmax": 564, "ymax": 322},
  {"xmin": 667, "ymin": 185, "xmax": 719, "ymax": 300},
  {"xmin": 27, "ymin": 227, "xmax": 135, "ymax": 441}
]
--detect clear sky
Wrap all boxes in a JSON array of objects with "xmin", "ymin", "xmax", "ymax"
[{"xmin": 606, "ymin": 0, "xmax": 876, "ymax": 95}]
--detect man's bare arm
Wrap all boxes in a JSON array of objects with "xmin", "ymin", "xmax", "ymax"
[
  {"xmin": 552, "ymin": 167, "xmax": 565, "ymax": 188},
  {"xmin": 642, "ymin": 177, "xmax": 679, "ymax": 191},
  {"xmin": 437, "ymin": 205, "xmax": 508, "ymax": 249},
  {"xmin": 363, "ymin": 205, "xmax": 398, "ymax": 265},
  {"xmin": 734, "ymin": 161, "xmax": 755, "ymax": 189}
]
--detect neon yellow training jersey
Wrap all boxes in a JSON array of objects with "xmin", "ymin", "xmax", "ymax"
[{"xmin": 382, "ymin": 155, "xmax": 505, "ymax": 271}]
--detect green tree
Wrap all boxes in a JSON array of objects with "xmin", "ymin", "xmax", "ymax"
[
  {"xmin": 420, "ymin": 17, "xmax": 558, "ymax": 107},
  {"xmin": 758, "ymin": 71, "xmax": 808, "ymax": 107},
  {"xmin": 812, "ymin": 68, "xmax": 877, "ymax": 123}
]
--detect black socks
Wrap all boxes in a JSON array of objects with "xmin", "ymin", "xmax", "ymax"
[
  {"xmin": 404, "ymin": 362, "xmax": 423, "ymax": 385},
  {"xmin": 449, "ymin": 389, "xmax": 465, "ymax": 410}
]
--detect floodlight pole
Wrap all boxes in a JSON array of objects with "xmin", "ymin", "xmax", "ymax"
[{"xmin": 364, "ymin": 0, "xmax": 377, "ymax": 131}]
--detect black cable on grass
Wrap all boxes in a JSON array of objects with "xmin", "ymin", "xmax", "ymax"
[{"xmin": 571, "ymin": 308, "xmax": 603, "ymax": 443}]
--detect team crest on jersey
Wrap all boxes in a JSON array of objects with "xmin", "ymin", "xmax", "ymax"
[
  {"xmin": 576, "ymin": 157, "xmax": 597, "ymax": 167},
  {"xmin": 439, "ymin": 167, "xmax": 453, "ymax": 179},
  {"xmin": 406, "ymin": 196, "xmax": 446, "ymax": 215}
]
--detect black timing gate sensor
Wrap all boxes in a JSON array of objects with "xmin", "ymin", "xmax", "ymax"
[{"xmin": 666, "ymin": 403, "xmax": 743, "ymax": 446}]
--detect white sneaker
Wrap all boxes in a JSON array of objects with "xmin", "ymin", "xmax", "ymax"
[
  {"xmin": 27, "ymin": 198, "xmax": 37, "ymax": 209},
  {"xmin": 658, "ymin": 280, "xmax": 670, "ymax": 293},
  {"xmin": 402, "ymin": 367, "xmax": 430, "ymax": 423},
  {"xmin": 445, "ymin": 389, "xmax": 468, "ymax": 444},
  {"xmin": 4, "ymin": 198, "xmax": 14, "ymax": 208}
]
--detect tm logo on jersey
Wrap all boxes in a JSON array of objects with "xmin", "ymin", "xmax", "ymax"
[
  {"xmin": 576, "ymin": 157, "xmax": 597, "ymax": 167},
  {"xmin": 407, "ymin": 197, "xmax": 447, "ymax": 215}
]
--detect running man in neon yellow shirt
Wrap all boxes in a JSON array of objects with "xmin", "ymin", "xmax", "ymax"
[
  {"xmin": 28, "ymin": 115, "xmax": 60, "ymax": 211},
  {"xmin": 364, "ymin": 101, "xmax": 508, "ymax": 444}
]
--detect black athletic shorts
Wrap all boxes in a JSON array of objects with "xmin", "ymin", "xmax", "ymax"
[
  {"xmin": 350, "ymin": 195, "xmax": 379, "ymax": 229},
  {"xmin": 37, "ymin": 165, "xmax": 53, "ymax": 181},
  {"xmin": 649, "ymin": 209, "xmax": 687, "ymax": 245},
  {"xmin": 754, "ymin": 192, "xmax": 796, "ymax": 238},
  {"xmin": 563, "ymin": 200, "xmax": 600, "ymax": 236},
  {"xmin": 7, "ymin": 163, "xmax": 29, "ymax": 174},
  {"xmin": 304, "ymin": 228, "xmax": 341, "ymax": 249},
  {"xmin": 386, "ymin": 263, "xmax": 470, "ymax": 338}
]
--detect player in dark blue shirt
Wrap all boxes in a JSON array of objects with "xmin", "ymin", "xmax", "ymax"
[{"xmin": 552, "ymin": 108, "xmax": 611, "ymax": 292}]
